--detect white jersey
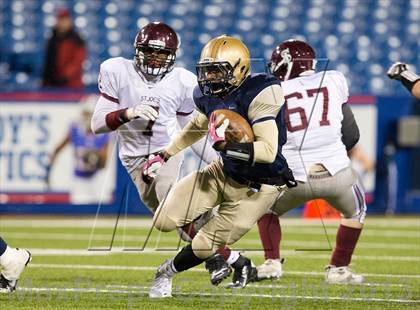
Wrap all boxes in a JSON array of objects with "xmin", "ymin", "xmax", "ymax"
[
  {"xmin": 281, "ymin": 70, "xmax": 350, "ymax": 182},
  {"xmin": 97, "ymin": 57, "xmax": 196, "ymax": 171}
]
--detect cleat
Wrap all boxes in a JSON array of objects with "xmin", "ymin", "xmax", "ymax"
[
  {"xmin": 149, "ymin": 260, "xmax": 174, "ymax": 298},
  {"xmin": 257, "ymin": 258, "xmax": 284, "ymax": 280},
  {"xmin": 325, "ymin": 265, "xmax": 364, "ymax": 284},
  {"xmin": 225, "ymin": 255, "xmax": 256, "ymax": 289},
  {"xmin": 205, "ymin": 254, "xmax": 232, "ymax": 285},
  {"xmin": 0, "ymin": 248, "xmax": 31, "ymax": 293}
]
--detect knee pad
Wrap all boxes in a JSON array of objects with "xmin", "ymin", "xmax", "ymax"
[{"xmin": 153, "ymin": 212, "xmax": 177, "ymax": 232}]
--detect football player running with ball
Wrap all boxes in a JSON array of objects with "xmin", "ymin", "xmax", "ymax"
[
  {"xmin": 146, "ymin": 35, "xmax": 296, "ymax": 298},
  {"xmin": 256, "ymin": 40, "xmax": 366, "ymax": 284},
  {"xmin": 91, "ymin": 22, "xmax": 216, "ymax": 216},
  {"xmin": 91, "ymin": 22, "xmax": 250, "ymax": 285}
]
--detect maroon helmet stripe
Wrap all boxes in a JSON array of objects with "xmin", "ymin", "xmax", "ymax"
[
  {"xmin": 176, "ymin": 110, "xmax": 194, "ymax": 116},
  {"xmin": 101, "ymin": 92, "xmax": 119, "ymax": 104}
]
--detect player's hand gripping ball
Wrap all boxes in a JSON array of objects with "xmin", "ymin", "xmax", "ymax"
[{"xmin": 208, "ymin": 109, "xmax": 255, "ymax": 151}]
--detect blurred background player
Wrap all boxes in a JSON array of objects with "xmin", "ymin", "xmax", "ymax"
[
  {"xmin": 48, "ymin": 94, "xmax": 110, "ymax": 204},
  {"xmin": 0, "ymin": 237, "xmax": 30, "ymax": 293},
  {"xmin": 256, "ymin": 40, "xmax": 366, "ymax": 284},
  {"xmin": 90, "ymin": 22, "xmax": 217, "ymax": 236},
  {"xmin": 42, "ymin": 8, "xmax": 86, "ymax": 88},
  {"xmin": 147, "ymin": 35, "xmax": 296, "ymax": 298},
  {"xmin": 387, "ymin": 62, "xmax": 420, "ymax": 99}
]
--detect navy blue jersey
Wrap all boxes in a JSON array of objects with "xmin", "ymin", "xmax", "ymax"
[
  {"xmin": 193, "ymin": 73, "xmax": 289, "ymax": 185},
  {"xmin": 70, "ymin": 123, "xmax": 109, "ymax": 177}
]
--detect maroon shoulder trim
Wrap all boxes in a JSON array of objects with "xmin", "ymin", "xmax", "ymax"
[
  {"xmin": 101, "ymin": 92, "xmax": 119, "ymax": 104},
  {"xmin": 176, "ymin": 110, "xmax": 193, "ymax": 116}
]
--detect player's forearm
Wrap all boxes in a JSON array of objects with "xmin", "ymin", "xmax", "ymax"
[
  {"xmin": 166, "ymin": 121, "xmax": 207, "ymax": 156},
  {"xmin": 91, "ymin": 94, "xmax": 133, "ymax": 133},
  {"xmin": 412, "ymin": 81, "xmax": 420, "ymax": 99},
  {"xmin": 223, "ymin": 120, "xmax": 278, "ymax": 164},
  {"xmin": 191, "ymin": 136, "xmax": 218, "ymax": 164},
  {"xmin": 166, "ymin": 112, "xmax": 208, "ymax": 156},
  {"xmin": 91, "ymin": 108, "xmax": 127, "ymax": 133},
  {"xmin": 400, "ymin": 70, "xmax": 420, "ymax": 96},
  {"xmin": 252, "ymin": 120, "xmax": 278, "ymax": 163},
  {"xmin": 341, "ymin": 104, "xmax": 360, "ymax": 151}
]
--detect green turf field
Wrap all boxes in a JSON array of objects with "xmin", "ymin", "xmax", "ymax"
[{"xmin": 0, "ymin": 216, "xmax": 419, "ymax": 309}]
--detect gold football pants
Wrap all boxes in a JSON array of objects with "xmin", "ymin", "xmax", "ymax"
[{"xmin": 154, "ymin": 158, "xmax": 284, "ymax": 259}]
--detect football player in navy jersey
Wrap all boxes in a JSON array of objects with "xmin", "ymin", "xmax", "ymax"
[{"xmin": 143, "ymin": 35, "xmax": 296, "ymax": 298}]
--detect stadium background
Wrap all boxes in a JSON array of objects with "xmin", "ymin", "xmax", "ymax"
[{"xmin": 0, "ymin": 0, "xmax": 419, "ymax": 215}]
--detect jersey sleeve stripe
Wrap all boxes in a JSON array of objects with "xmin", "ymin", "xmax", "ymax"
[
  {"xmin": 176, "ymin": 110, "xmax": 194, "ymax": 116},
  {"xmin": 251, "ymin": 116, "xmax": 275, "ymax": 125},
  {"xmin": 101, "ymin": 92, "xmax": 119, "ymax": 104}
]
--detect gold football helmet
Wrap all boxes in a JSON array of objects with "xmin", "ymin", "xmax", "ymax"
[{"xmin": 196, "ymin": 35, "xmax": 251, "ymax": 97}]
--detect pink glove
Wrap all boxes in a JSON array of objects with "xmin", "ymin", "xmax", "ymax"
[
  {"xmin": 141, "ymin": 153, "xmax": 166, "ymax": 184},
  {"xmin": 208, "ymin": 113, "xmax": 230, "ymax": 147}
]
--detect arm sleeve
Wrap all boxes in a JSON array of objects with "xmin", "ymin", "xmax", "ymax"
[
  {"xmin": 91, "ymin": 95, "xmax": 123, "ymax": 134},
  {"xmin": 98, "ymin": 62, "xmax": 120, "ymax": 103},
  {"xmin": 177, "ymin": 111, "xmax": 218, "ymax": 164},
  {"xmin": 341, "ymin": 104, "xmax": 360, "ymax": 151},
  {"xmin": 247, "ymin": 84, "xmax": 284, "ymax": 124},
  {"xmin": 177, "ymin": 69, "xmax": 197, "ymax": 115},
  {"xmin": 252, "ymin": 120, "xmax": 279, "ymax": 163},
  {"xmin": 166, "ymin": 111, "xmax": 208, "ymax": 156},
  {"xmin": 330, "ymin": 71, "xmax": 349, "ymax": 104},
  {"xmin": 248, "ymin": 84, "xmax": 284, "ymax": 163}
]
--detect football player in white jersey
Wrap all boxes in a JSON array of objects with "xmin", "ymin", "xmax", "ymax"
[
  {"xmin": 91, "ymin": 21, "xmax": 217, "ymax": 224},
  {"xmin": 256, "ymin": 40, "xmax": 366, "ymax": 284}
]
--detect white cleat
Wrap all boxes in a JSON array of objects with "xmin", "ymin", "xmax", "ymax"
[
  {"xmin": 257, "ymin": 258, "xmax": 284, "ymax": 280},
  {"xmin": 149, "ymin": 260, "xmax": 174, "ymax": 298},
  {"xmin": 325, "ymin": 265, "xmax": 364, "ymax": 284},
  {"xmin": 0, "ymin": 247, "xmax": 31, "ymax": 293}
]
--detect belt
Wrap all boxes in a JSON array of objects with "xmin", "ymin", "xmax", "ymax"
[
  {"xmin": 308, "ymin": 164, "xmax": 331, "ymax": 179},
  {"xmin": 231, "ymin": 175, "xmax": 262, "ymax": 192}
]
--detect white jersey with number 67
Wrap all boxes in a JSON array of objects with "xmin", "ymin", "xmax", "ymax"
[{"xmin": 280, "ymin": 70, "xmax": 350, "ymax": 182}]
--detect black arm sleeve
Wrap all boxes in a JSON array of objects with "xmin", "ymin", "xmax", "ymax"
[
  {"xmin": 341, "ymin": 104, "xmax": 360, "ymax": 151},
  {"xmin": 224, "ymin": 142, "xmax": 254, "ymax": 165}
]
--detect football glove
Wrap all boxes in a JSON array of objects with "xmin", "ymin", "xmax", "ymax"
[
  {"xmin": 141, "ymin": 153, "xmax": 167, "ymax": 183},
  {"xmin": 126, "ymin": 105, "xmax": 158, "ymax": 121},
  {"xmin": 208, "ymin": 113, "xmax": 229, "ymax": 149},
  {"xmin": 387, "ymin": 62, "xmax": 408, "ymax": 80}
]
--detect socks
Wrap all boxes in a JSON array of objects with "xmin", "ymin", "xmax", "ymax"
[
  {"xmin": 257, "ymin": 213, "xmax": 281, "ymax": 260},
  {"xmin": 173, "ymin": 244, "xmax": 205, "ymax": 272},
  {"xmin": 0, "ymin": 237, "xmax": 7, "ymax": 256},
  {"xmin": 216, "ymin": 246, "xmax": 230, "ymax": 261},
  {"xmin": 180, "ymin": 223, "xmax": 197, "ymax": 239},
  {"xmin": 330, "ymin": 224, "xmax": 362, "ymax": 267}
]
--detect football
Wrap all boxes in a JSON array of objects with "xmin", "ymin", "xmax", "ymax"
[{"xmin": 211, "ymin": 109, "xmax": 255, "ymax": 143}]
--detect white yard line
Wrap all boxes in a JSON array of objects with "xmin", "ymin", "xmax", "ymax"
[
  {"xmin": 16, "ymin": 286, "xmax": 420, "ymax": 304},
  {"xmin": 27, "ymin": 263, "xmax": 420, "ymax": 279},
  {"xmin": 1, "ymin": 217, "xmax": 419, "ymax": 228},
  {"xmin": 107, "ymin": 283, "xmax": 410, "ymax": 289},
  {"xmin": 2, "ymin": 232, "xmax": 420, "ymax": 248},
  {"xmin": 25, "ymin": 248, "xmax": 420, "ymax": 262}
]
